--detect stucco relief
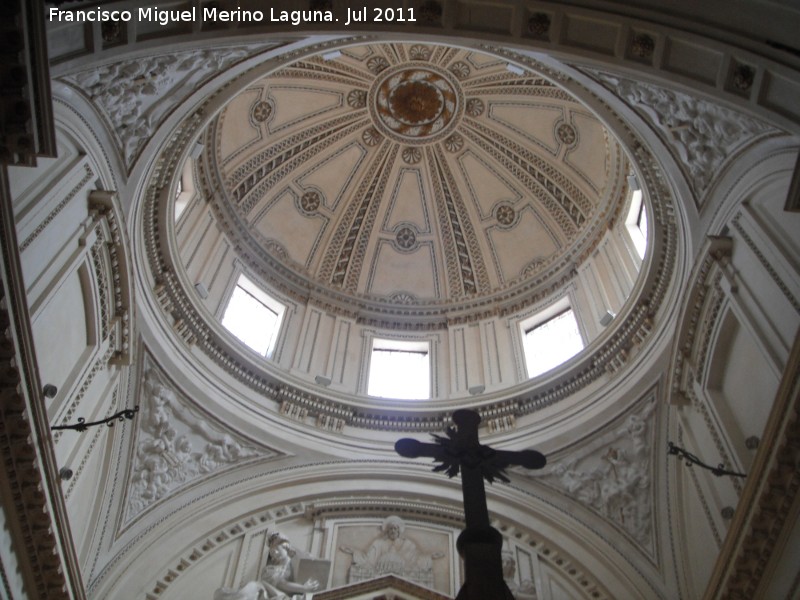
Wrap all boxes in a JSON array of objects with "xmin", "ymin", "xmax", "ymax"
[
  {"xmin": 589, "ymin": 72, "xmax": 775, "ymax": 196},
  {"xmin": 126, "ymin": 366, "xmax": 269, "ymax": 519},
  {"xmin": 214, "ymin": 532, "xmax": 327, "ymax": 600},
  {"xmin": 502, "ymin": 551, "xmax": 538, "ymax": 599},
  {"xmin": 529, "ymin": 399, "xmax": 656, "ymax": 550},
  {"xmin": 63, "ymin": 44, "xmax": 277, "ymax": 167},
  {"xmin": 335, "ymin": 516, "xmax": 448, "ymax": 592}
]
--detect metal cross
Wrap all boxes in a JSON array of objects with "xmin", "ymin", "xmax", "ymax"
[{"xmin": 395, "ymin": 409, "xmax": 546, "ymax": 599}]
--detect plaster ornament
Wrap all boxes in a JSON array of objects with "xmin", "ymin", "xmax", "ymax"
[
  {"xmin": 373, "ymin": 66, "xmax": 459, "ymax": 140},
  {"xmin": 347, "ymin": 89, "xmax": 367, "ymax": 108},
  {"xmin": 214, "ymin": 532, "xmax": 322, "ymax": 600},
  {"xmin": 527, "ymin": 13, "xmax": 551, "ymax": 37},
  {"xmin": 449, "ymin": 61, "xmax": 471, "ymax": 79},
  {"xmin": 64, "ymin": 44, "xmax": 273, "ymax": 167},
  {"xmin": 535, "ymin": 400, "xmax": 656, "ymax": 548},
  {"xmin": 465, "ymin": 98, "xmax": 485, "ymax": 117},
  {"xmin": 401, "ymin": 146, "xmax": 422, "ymax": 164},
  {"xmin": 590, "ymin": 72, "xmax": 775, "ymax": 194},
  {"xmin": 409, "ymin": 45, "xmax": 432, "ymax": 61},
  {"xmin": 367, "ymin": 56, "xmax": 390, "ymax": 74},
  {"xmin": 339, "ymin": 516, "xmax": 444, "ymax": 589},
  {"xmin": 495, "ymin": 204, "xmax": 517, "ymax": 227},
  {"xmin": 395, "ymin": 226, "xmax": 418, "ymax": 250},
  {"xmin": 126, "ymin": 368, "xmax": 265, "ymax": 518},
  {"xmin": 502, "ymin": 552, "xmax": 538, "ymax": 600}
]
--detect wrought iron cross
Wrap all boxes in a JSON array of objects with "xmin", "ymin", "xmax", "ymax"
[{"xmin": 395, "ymin": 409, "xmax": 546, "ymax": 599}]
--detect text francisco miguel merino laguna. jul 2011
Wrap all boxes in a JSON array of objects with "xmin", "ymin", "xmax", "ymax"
[{"xmin": 48, "ymin": 6, "xmax": 419, "ymax": 27}]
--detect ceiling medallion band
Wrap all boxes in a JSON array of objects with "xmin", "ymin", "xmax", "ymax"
[{"xmin": 370, "ymin": 64, "xmax": 463, "ymax": 144}]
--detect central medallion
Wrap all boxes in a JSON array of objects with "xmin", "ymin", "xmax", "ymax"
[
  {"xmin": 371, "ymin": 65, "xmax": 462, "ymax": 144},
  {"xmin": 390, "ymin": 80, "xmax": 443, "ymax": 124}
]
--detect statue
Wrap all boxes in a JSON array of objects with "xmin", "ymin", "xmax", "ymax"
[
  {"xmin": 214, "ymin": 532, "xmax": 320, "ymax": 600},
  {"xmin": 213, "ymin": 581, "xmax": 268, "ymax": 600},
  {"xmin": 501, "ymin": 551, "xmax": 538, "ymax": 600},
  {"xmin": 261, "ymin": 532, "xmax": 320, "ymax": 598},
  {"xmin": 339, "ymin": 516, "xmax": 443, "ymax": 588}
]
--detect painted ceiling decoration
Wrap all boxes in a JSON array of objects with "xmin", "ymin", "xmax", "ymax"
[
  {"xmin": 137, "ymin": 39, "xmax": 680, "ymax": 429},
  {"xmin": 200, "ymin": 42, "xmax": 629, "ymax": 317}
]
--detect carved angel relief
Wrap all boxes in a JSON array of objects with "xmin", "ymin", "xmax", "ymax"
[
  {"xmin": 589, "ymin": 72, "xmax": 776, "ymax": 197},
  {"xmin": 126, "ymin": 366, "xmax": 271, "ymax": 519},
  {"xmin": 62, "ymin": 44, "xmax": 279, "ymax": 167},
  {"xmin": 525, "ymin": 400, "xmax": 657, "ymax": 550}
]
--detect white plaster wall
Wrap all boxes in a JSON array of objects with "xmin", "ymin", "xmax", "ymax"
[
  {"xmin": 10, "ymin": 113, "xmax": 133, "ymax": 581},
  {"xmin": 173, "ymin": 174, "xmax": 644, "ymax": 401},
  {"xmin": 668, "ymin": 142, "xmax": 800, "ymax": 599}
]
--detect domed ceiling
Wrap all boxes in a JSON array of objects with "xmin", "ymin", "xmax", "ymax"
[{"xmin": 199, "ymin": 42, "xmax": 630, "ymax": 322}]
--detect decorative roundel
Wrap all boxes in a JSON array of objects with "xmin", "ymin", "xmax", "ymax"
[
  {"xmin": 299, "ymin": 191, "xmax": 321, "ymax": 213},
  {"xmin": 402, "ymin": 147, "xmax": 422, "ymax": 164},
  {"xmin": 395, "ymin": 226, "xmax": 418, "ymax": 250},
  {"xmin": 347, "ymin": 89, "xmax": 367, "ymax": 109},
  {"xmin": 495, "ymin": 203, "xmax": 517, "ymax": 227},
  {"xmin": 465, "ymin": 98, "xmax": 485, "ymax": 117},
  {"xmin": 388, "ymin": 291, "xmax": 417, "ymax": 304},
  {"xmin": 443, "ymin": 133, "xmax": 464, "ymax": 153},
  {"xmin": 362, "ymin": 127, "xmax": 383, "ymax": 146},
  {"xmin": 371, "ymin": 65, "xmax": 463, "ymax": 144},
  {"xmin": 557, "ymin": 122, "xmax": 577, "ymax": 146},
  {"xmin": 409, "ymin": 45, "xmax": 432, "ymax": 61},
  {"xmin": 449, "ymin": 61, "xmax": 471, "ymax": 79},
  {"xmin": 367, "ymin": 56, "xmax": 390, "ymax": 74},
  {"xmin": 252, "ymin": 100, "xmax": 273, "ymax": 123}
]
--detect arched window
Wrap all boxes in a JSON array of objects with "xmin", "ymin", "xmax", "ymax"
[{"xmin": 221, "ymin": 274, "xmax": 285, "ymax": 358}]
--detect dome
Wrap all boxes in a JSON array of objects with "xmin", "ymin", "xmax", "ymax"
[
  {"xmin": 152, "ymin": 40, "xmax": 667, "ymax": 427},
  {"xmin": 12, "ymin": 4, "xmax": 800, "ymax": 600},
  {"xmin": 197, "ymin": 42, "xmax": 630, "ymax": 325}
]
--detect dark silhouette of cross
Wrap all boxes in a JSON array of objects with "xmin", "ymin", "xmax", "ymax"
[{"xmin": 395, "ymin": 409, "xmax": 546, "ymax": 599}]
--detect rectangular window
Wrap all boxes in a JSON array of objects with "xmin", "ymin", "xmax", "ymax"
[
  {"xmin": 367, "ymin": 338, "xmax": 430, "ymax": 400},
  {"xmin": 626, "ymin": 188, "xmax": 648, "ymax": 259},
  {"xmin": 221, "ymin": 275, "xmax": 285, "ymax": 357},
  {"xmin": 523, "ymin": 308, "xmax": 584, "ymax": 378}
]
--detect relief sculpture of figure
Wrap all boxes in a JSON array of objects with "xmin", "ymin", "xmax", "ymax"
[
  {"xmin": 261, "ymin": 532, "xmax": 320, "ymax": 598},
  {"xmin": 339, "ymin": 516, "xmax": 443, "ymax": 588},
  {"xmin": 214, "ymin": 532, "xmax": 319, "ymax": 600},
  {"xmin": 502, "ymin": 551, "xmax": 538, "ymax": 600}
]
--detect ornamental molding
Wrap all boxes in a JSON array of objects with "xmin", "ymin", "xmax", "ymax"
[
  {"xmin": 0, "ymin": 287, "xmax": 76, "ymax": 599},
  {"xmin": 137, "ymin": 45, "xmax": 680, "ymax": 432},
  {"xmin": 667, "ymin": 236, "xmax": 733, "ymax": 406},
  {"xmin": 587, "ymin": 71, "xmax": 779, "ymax": 199},
  {"xmin": 206, "ymin": 43, "xmax": 628, "ymax": 317},
  {"xmin": 135, "ymin": 493, "xmax": 611, "ymax": 600},
  {"xmin": 60, "ymin": 43, "xmax": 282, "ymax": 169},
  {"xmin": 123, "ymin": 356, "xmax": 279, "ymax": 522},
  {"xmin": 525, "ymin": 397, "xmax": 658, "ymax": 555}
]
